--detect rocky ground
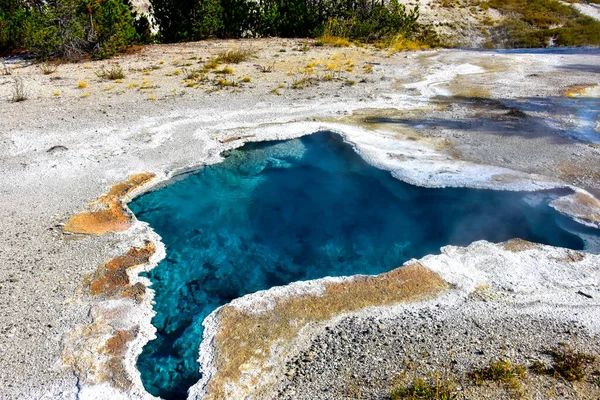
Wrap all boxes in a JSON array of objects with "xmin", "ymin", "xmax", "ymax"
[
  {"xmin": 278, "ymin": 299, "xmax": 600, "ymax": 399},
  {"xmin": 0, "ymin": 39, "xmax": 599, "ymax": 400}
]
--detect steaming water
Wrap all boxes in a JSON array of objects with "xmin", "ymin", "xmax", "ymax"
[{"xmin": 129, "ymin": 131, "xmax": 594, "ymax": 399}]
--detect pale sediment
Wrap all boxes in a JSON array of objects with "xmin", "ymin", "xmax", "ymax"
[{"xmin": 1, "ymin": 42, "xmax": 599, "ymax": 400}]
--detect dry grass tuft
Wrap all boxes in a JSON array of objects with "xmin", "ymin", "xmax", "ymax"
[
  {"xmin": 316, "ymin": 35, "xmax": 352, "ymax": 47},
  {"xmin": 40, "ymin": 61, "xmax": 58, "ymax": 75},
  {"xmin": 95, "ymin": 64, "xmax": 126, "ymax": 80},
  {"xmin": 390, "ymin": 376, "xmax": 457, "ymax": 400},
  {"xmin": 1, "ymin": 61, "xmax": 12, "ymax": 75},
  {"xmin": 208, "ymin": 264, "xmax": 449, "ymax": 397},
  {"xmin": 62, "ymin": 173, "xmax": 155, "ymax": 235},
  {"xmin": 11, "ymin": 77, "xmax": 26, "ymax": 102},
  {"xmin": 215, "ymin": 49, "xmax": 254, "ymax": 64}
]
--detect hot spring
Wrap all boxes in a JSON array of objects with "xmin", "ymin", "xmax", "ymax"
[{"xmin": 129, "ymin": 131, "xmax": 596, "ymax": 399}]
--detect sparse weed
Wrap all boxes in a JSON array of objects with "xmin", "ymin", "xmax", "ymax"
[
  {"xmin": 40, "ymin": 62, "xmax": 58, "ymax": 75},
  {"xmin": 271, "ymin": 88, "xmax": 280, "ymax": 95},
  {"xmin": 241, "ymin": 76, "xmax": 251, "ymax": 83},
  {"xmin": 78, "ymin": 81, "xmax": 88, "ymax": 88},
  {"xmin": 215, "ymin": 66, "xmax": 233, "ymax": 75},
  {"xmin": 260, "ymin": 63, "xmax": 274, "ymax": 73},
  {"xmin": 529, "ymin": 361, "xmax": 547, "ymax": 374},
  {"xmin": 95, "ymin": 64, "xmax": 125, "ymax": 80},
  {"xmin": 184, "ymin": 68, "xmax": 203, "ymax": 80},
  {"xmin": 215, "ymin": 49, "xmax": 253, "ymax": 64},
  {"xmin": 364, "ymin": 63, "xmax": 373, "ymax": 73},
  {"xmin": 548, "ymin": 346, "xmax": 595, "ymax": 381},
  {"xmin": 318, "ymin": 35, "xmax": 352, "ymax": 47},
  {"xmin": 390, "ymin": 377, "xmax": 457, "ymax": 400},
  {"xmin": 470, "ymin": 359, "xmax": 526, "ymax": 396},
  {"xmin": 2, "ymin": 61, "xmax": 12, "ymax": 76},
  {"xmin": 11, "ymin": 77, "xmax": 26, "ymax": 102},
  {"xmin": 53, "ymin": 90, "xmax": 61, "ymax": 96},
  {"xmin": 215, "ymin": 78, "xmax": 238, "ymax": 88}
]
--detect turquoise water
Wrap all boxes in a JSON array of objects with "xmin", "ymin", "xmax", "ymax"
[{"xmin": 129, "ymin": 132, "xmax": 593, "ymax": 399}]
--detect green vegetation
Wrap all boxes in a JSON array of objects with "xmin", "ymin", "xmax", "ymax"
[
  {"xmin": 95, "ymin": 64, "xmax": 126, "ymax": 80},
  {"xmin": 1, "ymin": 0, "xmax": 147, "ymax": 60},
  {"xmin": 548, "ymin": 346, "xmax": 595, "ymax": 381},
  {"xmin": 2, "ymin": 0, "xmax": 598, "ymax": 60},
  {"xmin": 214, "ymin": 49, "xmax": 253, "ymax": 64},
  {"xmin": 390, "ymin": 377, "xmax": 457, "ymax": 400},
  {"xmin": 150, "ymin": 0, "xmax": 433, "ymax": 45},
  {"xmin": 489, "ymin": 0, "xmax": 600, "ymax": 47}
]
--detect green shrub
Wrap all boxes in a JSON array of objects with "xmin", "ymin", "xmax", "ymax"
[
  {"xmin": 489, "ymin": 0, "xmax": 600, "ymax": 47},
  {"xmin": 0, "ymin": 1, "xmax": 29, "ymax": 53},
  {"xmin": 3, "ymin": 0, "xmax": 139, "ymax": 60}
]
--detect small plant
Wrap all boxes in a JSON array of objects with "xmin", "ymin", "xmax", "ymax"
[
  {"xmin": 215, "ymin": 49, "xmax": 253, "ymax": 64},
  {"xmin": 471, "ymin": 359, "xmax": 526, "ymax": 383},
  {"xmin": 216, "ymin": 79, "xmax": 238, "ymax": 88},
  {"xmin": 2, "ymin": 62, "xmax": 12, "ymax": 76},
  {"xmin": 53, "ymin": 91, "xmax": 61, "ymax": 96},
  {"xmin": 271, "ymin": 88, "xmax": 280, "ymax": 95},
  {"xmin": 95, "ymin": 65, "xmax": 126, "ymax": 80},
  {"xmin": 203, "ymin": 59, "xmax": 220, "ymax": 71},
  {"xmin": 548, "ymin": 346, "xmax": 595, "ymax": 381},
  {"xmin": 78, "ymin": 81, "xmax": 88, "ymax": 89},
  {"xmin": 390, "ymin": 377, "xmax": 457, "ymax": 400},
  {"xmin": 318, "ymin": 35, "xmax": 352, "ymax": 47},
  {"xmin": 241, "ymin": 76, "xmax": 251, "ymax": 83},
  {"xmin": 11, "ymin": 77, "xmax": 26, "ymax": 102},
  {"xmin": 215, "ymin": 67, "xmax": 233, "ymax": 75},
  {"xmin": 470, "ymin": 359, "xmax": 526, "ymax": 396},
  {"xmin": 81, "ymin": 92, "xmax": 90, "ymax": 98},
  {"xmin": 184, "ymin": 68, "xmax": 203, "ymax": 80},
  {"xmin": 529, "ymin": 361, "xmax": 547, "ymax": 374},
  {"xmin": 364, "ymin": 63, "xmax": 373, "ymax": 73},
  {"xmin": 260, "ymin": 64, "xmax": 274, "ymax": 73},
  {"xmin": 40, "ymin": 62, "xmax": 58, "ymax": 75}
]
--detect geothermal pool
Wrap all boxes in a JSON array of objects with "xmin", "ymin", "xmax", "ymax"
[{"xmin": 129, "ymin": 132, "xmax": 593, "ymax": 399}]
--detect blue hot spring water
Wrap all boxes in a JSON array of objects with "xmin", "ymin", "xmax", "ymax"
[{"xmin": 129, "ymin": 131, "xmax": 594, "ymax": 399}]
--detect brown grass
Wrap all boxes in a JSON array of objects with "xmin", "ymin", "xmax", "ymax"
[
  {"xmin": 63, "ymin": 173, "xmax": 155, "ymax": 235},
  {"xmin": 88, "ymin": 241, "xmax": 154, "ymax": 298},
  {"xmin": 208, "ymin": 264, "xmax": 449, "ymax": 398}
]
